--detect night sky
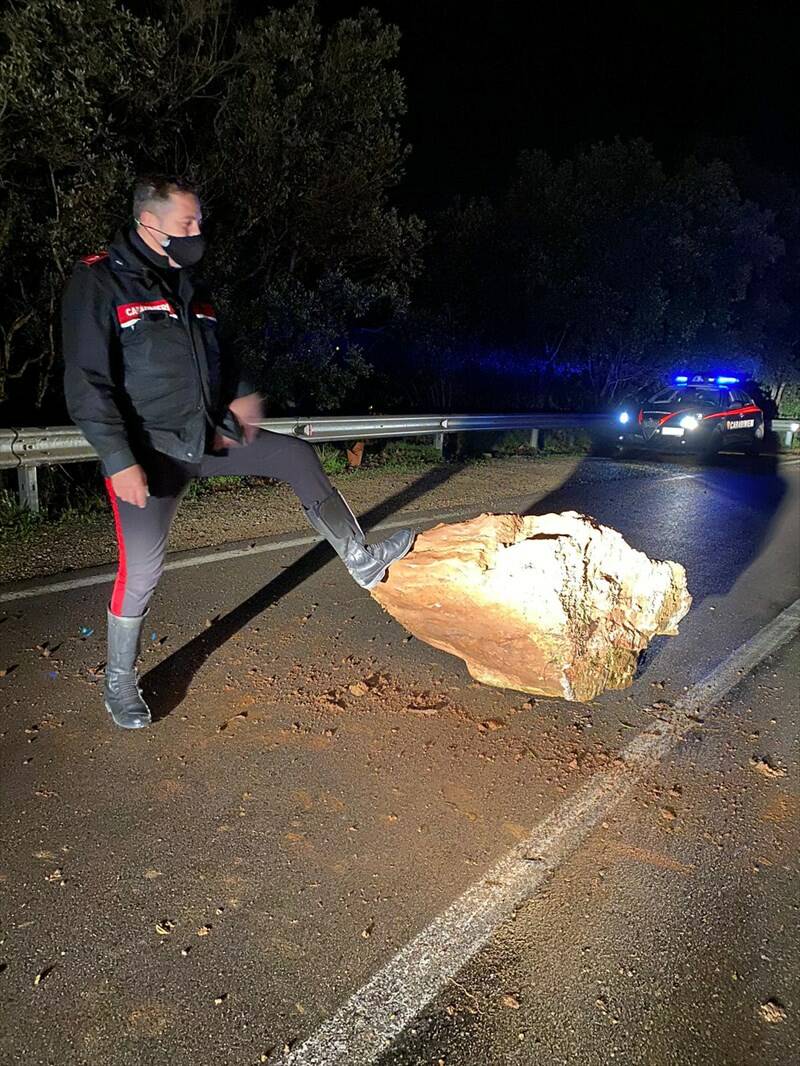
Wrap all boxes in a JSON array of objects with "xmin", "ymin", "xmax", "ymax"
[{"xmin": 319, "ymin": 1, "xmax": 799, "ymax": 209}]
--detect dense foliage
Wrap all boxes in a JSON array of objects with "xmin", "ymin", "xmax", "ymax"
[
  {"xmin": 0, "ymin": 0, "xmax": 422, "ymax": 414},
  {"xmin": 0, "ymin": 1, "xmax": 797, "ymax": 421},
  {"xmin": 398, "ymin": 139, "xmax": 799, "ymax": 410}
]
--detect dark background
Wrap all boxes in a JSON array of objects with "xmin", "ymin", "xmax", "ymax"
[
  {"xmin": 1, "ymin": 0, "xmax": 799, "ymax": 516},
  {"xmin": 2, "ymin": 0, "xmax": 798, "ymax": 433},
  {"xmin": 313, "ymin": 1, "xmax": 799, "ymax": 208}
]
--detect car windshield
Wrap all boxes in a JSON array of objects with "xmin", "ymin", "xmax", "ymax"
[{"xmin": 649, "ymin": 387, "xmax": 721, "ymax": 409}]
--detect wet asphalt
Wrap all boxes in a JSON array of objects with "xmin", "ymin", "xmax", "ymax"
[{"xmin": 0, "ymin": 453, "xmax": 798, "ymax": 1065}]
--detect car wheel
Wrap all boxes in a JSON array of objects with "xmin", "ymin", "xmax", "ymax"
[{"xmin": 698, "ymin": 429, "xmax": 723, "ymax": 462}]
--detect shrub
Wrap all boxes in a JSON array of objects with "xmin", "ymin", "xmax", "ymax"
[
  {"xmin": 315, "ymin": 444, "xmax": 349, "ymax": 476},
  {"xmin": 366, "ymin": 439, "xmax": 442, "ymax": 469}
]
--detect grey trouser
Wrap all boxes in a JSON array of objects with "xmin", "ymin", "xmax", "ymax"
[{"xmin": 104, "ymin": 431, "xmax": 333, "ymax": 617}]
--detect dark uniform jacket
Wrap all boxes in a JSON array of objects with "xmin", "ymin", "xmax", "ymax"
[{"xmin": 62, "ymin": 226, "xmax": 252, "ymax": 477}]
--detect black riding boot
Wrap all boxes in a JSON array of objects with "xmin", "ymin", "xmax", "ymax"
[
  {"xmin": 303, "ymin": 489, "xmax": 415, "ymax": 590},
  {"xmin": 104, "ymin": 608, "xmax": 152, "ymax": 729}
]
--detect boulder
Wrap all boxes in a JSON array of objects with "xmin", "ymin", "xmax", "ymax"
[{"xmin": 371, "ymin": 511, "xmax": 691, "ymax": 702}]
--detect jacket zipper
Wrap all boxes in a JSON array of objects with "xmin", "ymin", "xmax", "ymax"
[{"xmin": 176, "ymin": 291, "xmax": 211, "ymax": 418}]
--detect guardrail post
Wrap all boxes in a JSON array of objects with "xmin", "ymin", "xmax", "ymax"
[
  {"xmin": 433, "ymin": 432, "xmax": 445, "ymax": 456},
  {"xmin": 529, "ymin": 428, "xmax": 540, "ymax": 451},
  {"xmin": 785, "ymin": 429, "xmax": 795, "ymax": 448},
  {"xmin": 18, "ymin": 466, "xmax": 39, "ymax": 513}
]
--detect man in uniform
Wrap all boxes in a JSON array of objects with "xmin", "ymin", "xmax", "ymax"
[{"xmin": 62, "ymin": 175, "xmax": 414, "ymax": 730}]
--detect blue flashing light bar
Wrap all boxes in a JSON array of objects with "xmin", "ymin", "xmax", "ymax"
[{"xmin": 673, "ymin": 372, "xmax": 740, "ymax": 386}]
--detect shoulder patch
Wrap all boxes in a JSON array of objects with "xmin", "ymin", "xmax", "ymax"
[
  {"xmin": 80, "ymin": 251, "xmax": 109, "ymax": 267},
  {"xmin": 192, "ymin": 302, "xmax": 217, "ymax": 322}
]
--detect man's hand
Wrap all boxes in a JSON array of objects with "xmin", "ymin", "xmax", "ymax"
[
  {"xmin": 228, "ymin": 392, "xmax": 264, "ymax": 445},
  {"xmin": 212, "ymin": 432, "xmax": 239, "ymax": 450},
  {"xmin": 110, "ymin": 464, "xmax": 149, "ymax": 509}
]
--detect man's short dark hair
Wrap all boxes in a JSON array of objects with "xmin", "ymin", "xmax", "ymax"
[{"xmin": 133, "ymin": 175, "xmax": 199, "ymax": 219}]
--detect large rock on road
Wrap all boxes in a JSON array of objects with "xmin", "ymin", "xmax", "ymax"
[{"xmin": 371, "ymin": 511, "xmax": 691, "ymax": 702}]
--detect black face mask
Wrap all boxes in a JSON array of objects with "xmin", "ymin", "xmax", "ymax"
[{"xmin": 138, "ymin": 222, "xmax": 205, "ymax": 267}]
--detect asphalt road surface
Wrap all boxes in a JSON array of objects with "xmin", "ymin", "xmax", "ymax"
[{"xmin": 1, "ymin": 454, "xmax": 798, "ymax": 1066}]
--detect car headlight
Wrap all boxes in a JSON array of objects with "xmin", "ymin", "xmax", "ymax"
[
  {"xmin": 618, "ymin": 411, "xmax": 630, "ymax": 424},
  {"xmin": 679, "ymin": 414, "xmax": 699, "ymax": 430}
]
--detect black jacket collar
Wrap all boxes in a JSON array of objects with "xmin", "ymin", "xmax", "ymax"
[{"xmin": 108, "ymin": 227, "xmax": 199, "ymax": 296}]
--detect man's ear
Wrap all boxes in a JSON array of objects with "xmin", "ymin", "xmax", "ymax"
[{"xmin": 137, "ymin": 209, "xmax": 158, "ymax": 229}]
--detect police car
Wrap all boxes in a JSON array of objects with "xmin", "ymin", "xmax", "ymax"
[{"xmin": 615, "ymin": 373, "xmax": 765, "ymax": 455}]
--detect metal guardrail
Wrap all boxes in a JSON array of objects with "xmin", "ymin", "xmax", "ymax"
[
  {"xmin": 772, "ymin": 417, "xmax": 800, "ymax": 443},
  {"xmin": 1, "ymin": 413, "xmax": 798, "ymax": 512},
  {"xmin": 0, "ymin": 413, "xmax": 608, "ymax": 469}
]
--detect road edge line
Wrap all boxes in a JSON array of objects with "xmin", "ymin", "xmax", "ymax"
[{"xmin": 278, "ymin": 598, "xmax": 800, "ymax": 1066}]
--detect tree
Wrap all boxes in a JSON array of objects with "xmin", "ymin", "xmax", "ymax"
[
  {"xmin": 0, "ymin": 0, "xmax": 422, "ymax": 416},
  {"xmin": 690, "ymin": 138, "xmax": 800, "ymax": 403},
  {"xmin": 405, "ymin": 138, "xmax": 789, "ymax": 409},
  {"xmin": 205, "ymin": 1, "xmax": 423, "ymax": 410}
]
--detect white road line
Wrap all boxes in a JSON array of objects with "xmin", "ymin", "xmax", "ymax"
[
  {"xmin": 6, "ymin": 459, "xmax": 798, "ymax": 606},
  {"xmin": 0, "ymin": 509, "xmax": 480, "ymax": 605},
  {"xmin": 279, "ymin": 598, "xmax": 800, "ymax": 1066},
  {"xmin": 0, "ymin": 535, "xmax": 320, "ymax": 604},
  {"xmin": 0, "ymin": 471, "xmax": 707, "ymax": 605}
]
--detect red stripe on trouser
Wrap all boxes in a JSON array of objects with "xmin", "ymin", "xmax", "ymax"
[{"xmin": 104, "ymin": 478, "xmax": 128, "ymax": 616}]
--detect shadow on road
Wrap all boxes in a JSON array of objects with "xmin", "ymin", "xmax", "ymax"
[
  {"xmin": 142, "ymin": 445, "xmax": 791, "ymax": 718},
  {"xmin": 530, "ymin": 449, "xmax": 787, "ymax": 603},
  {"xmin": 516, "ymin": 447, "xmax": 789, "ymax": 675},
  {"xmin": 141, "ymin": 461, "xmax": 464, "ymax": 720}
]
